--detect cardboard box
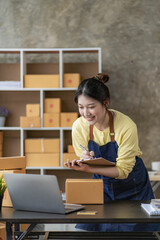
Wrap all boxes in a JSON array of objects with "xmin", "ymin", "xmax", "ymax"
[
  {"xmin": 25, "ymin": 138, "xmax": 60, "ymax": 153},
  {"xmin": 0, "ymin": 144, "xmax": 2, "ymax": 152},
  {"xmin": 67, "ymin": 145, "xmax": 75, "ymax": 153},
  {"xmin": 24, "ymin": 74, "xmax": 60, "ymax": 88},
  {"xmin": 0, "ymin": 223, "xmax": 6, "ymax": 240},
  {"xmin": 20, "ymin": 116, "xmax": 41, "ymax": 128},
  {"xmin": 65, "ymin": 179, "xmax": 104, "ymax": 204},
  {"xmin": 1, "ymin": 169, "xmax": 26, "ymax": 207},
  {"xmin": 0, "ymin": 156, "xmax": 26, "ymax": 170},
  {"xmin": 0, "ymin": 132, "xmax": 3, "ymax": 144},
  {"xmin": 44, "ymin": 98, "xmax": 61, "ymax": 113},
  {"xmin": 63, "ymin": 153, "xmax": 79, "ymax": 167},
  {"xmin": 0, "ymin": 152, "xmax": 2, "ymax": 157},
  {"xmin": 43, "ymin": 113, "xmax": 60, "ymax": 127},
  {"xmin": 60, "ymin": 113, "xmax": 78, "ymax": 127},
  {"xmin": 26, "ymin": 153, "xmax": 60, "ymax": 167},
  {"xmin": 63, "ymin": 73, "xmax": 80, "ymax": 88},
  {"xmin": 26, "ymin": 104, "xmax": 40, "ymax": 117}
]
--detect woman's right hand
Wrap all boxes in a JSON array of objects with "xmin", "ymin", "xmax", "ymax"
[{"xmin": 81, "ymin": 150, "xmax": 94, "ymax": 159}]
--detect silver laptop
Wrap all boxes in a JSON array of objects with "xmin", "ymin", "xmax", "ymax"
[{"xmin": 4, "ymin": 173, "xmax": 85, "ymax": 214}]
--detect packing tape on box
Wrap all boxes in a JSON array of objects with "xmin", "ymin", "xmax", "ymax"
[{"xmin": 41, "ymin": 139, "xmax": 44, "ymax": 152}]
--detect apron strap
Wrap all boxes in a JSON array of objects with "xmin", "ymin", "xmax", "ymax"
[
  {"xmin": 89, "ymin": 110, "xmax": 115, "ymax": 142},
  {"xmin": 108, "ymin": 110, "xmax": 115, "ymax": 142},
  {"xmin": 90, "ymin": 125, "xmax": 94, "ymax": 141}
]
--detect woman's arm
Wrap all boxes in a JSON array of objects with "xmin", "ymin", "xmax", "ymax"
[{"xmin": 65, "ymin": 160, "xmax": 119, "ymax": 178}]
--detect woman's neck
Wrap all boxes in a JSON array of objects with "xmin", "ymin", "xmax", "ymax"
[{"xmin": 95, "ymin": 110, "xmax": 109, "ymax": 131}]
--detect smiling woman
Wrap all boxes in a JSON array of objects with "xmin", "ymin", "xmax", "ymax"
[{"xmin": 65, "ymin": 73, "xmax": 160, "ymax": 232}]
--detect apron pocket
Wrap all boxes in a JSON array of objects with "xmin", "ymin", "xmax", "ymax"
[{"xmin": 112, "ymin": 178, "xmax": 138, "ymax": 200}]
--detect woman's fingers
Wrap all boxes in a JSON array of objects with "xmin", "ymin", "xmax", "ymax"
[{"xmin": 90, "ymin": 151, "xmax": 95, "ymax": 158}]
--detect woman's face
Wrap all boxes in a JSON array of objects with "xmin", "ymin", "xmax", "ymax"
[{"xmin": 78, "ymin": 95, "xmax": 107, "ymax": 125}]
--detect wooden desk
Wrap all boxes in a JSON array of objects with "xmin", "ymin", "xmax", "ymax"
[{"xmin": 1, "ymin": 200, "xmax": 160, "ymax": 240}]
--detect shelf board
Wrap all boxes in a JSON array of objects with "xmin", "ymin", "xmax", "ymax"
[
  {"xmin": 0, "ymin": 48, "xmax": 100, "ymax": 53},
  {"xmin": 26, "ymin": 167, "xmax": 69, "ymax": 170},
  {"xmin": 0, "ymin": 127, "xmax": 21, "ymax": 130},
  {"xmin": 0, "ymin": 127, "xmax": 72, "ymax": 130},
  {"xmin": 0, "ymin": 88, "xmax": 77, "ymax": 91}
]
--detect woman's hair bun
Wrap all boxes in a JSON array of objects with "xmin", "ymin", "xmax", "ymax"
[{"xmin": 94, "ymin": 73, "xmax": 109, "ymax": 83}]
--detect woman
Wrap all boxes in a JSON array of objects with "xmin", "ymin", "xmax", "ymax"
[{"xmin": 65, "ymin": 73, "xmax": 157, "ymax": 232}]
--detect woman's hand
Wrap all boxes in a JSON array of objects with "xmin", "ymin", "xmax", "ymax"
[
  {"xmin": 65, "ymin": 159, "xmax": 91, "ymax": 173},
  {"xmin": 81, "ymin": 150, "xmax": 94, "ymax": 159}
]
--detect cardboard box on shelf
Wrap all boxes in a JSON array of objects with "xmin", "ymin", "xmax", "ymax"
[
  {"xmin": 0, "ymin": 132, "xmax": 3, "ymax": 144},
  {"xmin": 63, "ymin": 73, "xmax": 80, "ymax": 88},
  {"xmin": 26, "ymin": 153, "xmax": 60, "ymax": 167},
  {"xmin": 24, "ymin": 74, "xmax": 60, "ymax": 88},
  {"xmin": 26, "ymin": 104, "xmax": 40, "ymax": 117},
  {"xmin": 25, "ymin": 138, "xmax": 60, "ymax": 153},
  {"xmin": 67, "ymin": 145, "xmax": 75, "ymax": 153},
  {"xmin": 0, "ymin": 156, "xmax": 26, "ymax": 170},
  {"xmin": 44, "ymin": 98, "xmax": 61, "ymax": 113},
  {"xmin": 43, "ymin": 113, "xmax": 60, "ymax": 127},
  {"xmin": 60, "ymin": 112, "xmax": 78, "ymax": 127},
  {"xmin": 20, "ymin": 116, "xmax": 41, "ymax": 128},
  {"xmin": 0, "ymin": 169, "xmax": 26, "ymax": 207},
  {"xmin": 66, "ymin": 179, "xmax": 104, "ymax": 204},
  {"xmin": 63, "ymin": 153, "xmax": 79, "ymax": 167},
  {"xmin": 0, "ymin": 223, "xmax": 6, "ymax": 240}
]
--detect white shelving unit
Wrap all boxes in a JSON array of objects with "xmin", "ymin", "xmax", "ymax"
[{"xmin": 0, "ymin": 48, "xmax": 102, "ymax": 177}]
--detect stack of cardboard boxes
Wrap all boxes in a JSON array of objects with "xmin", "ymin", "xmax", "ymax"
[
  {"xmin": 24, "ymin": 73, "xmax": 80, "ymax": 88},
  {"xmin": 43, "ymin": 98, "xmax": 61, "ymax": 127},
  {"xmin": 0, "ymin": 132, "xmax": 3, "ymax": 157},
  {"xmin": 20, "ymin": 104, "xmax": 41, "ymax": 128},
  {"xmin": 0, "ymin": 156, "xmax": 26, "ymax": 207},
  {"xmin": 43, "ymin": 98, "xmax": 78, "ymax": 127},
  {"xmin": 25, "ymin": 138, "xmax": 60, "ymax": 167}
]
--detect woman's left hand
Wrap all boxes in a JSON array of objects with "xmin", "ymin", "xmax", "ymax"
[{"xmin": 65, "ymin": 159, "xmax": 91, "ymax": 172}]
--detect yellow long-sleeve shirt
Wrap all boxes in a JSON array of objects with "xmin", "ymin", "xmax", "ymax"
[{"xmin": 72, "ymin": 109, "xmax": 142, "ymax": 179}]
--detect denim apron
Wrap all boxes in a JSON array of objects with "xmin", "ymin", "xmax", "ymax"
[{"xmin": 76, "ymin": 111, "xmax": 158, "ymax": 232}]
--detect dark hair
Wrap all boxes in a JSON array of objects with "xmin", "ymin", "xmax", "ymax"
[{"xmin": 74, "ymin": 73, "xmax": 110, "ymax": 105}]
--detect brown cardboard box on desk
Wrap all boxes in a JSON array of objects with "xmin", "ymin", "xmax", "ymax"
[
  {"xmin": 0, "ymin": 223, "xmax": 6, "ymax": 240},
  {"xmin": 65, "ymin": 179, "xmax": 104, "ymax": 204},
  {"xmin": 0, "ymin": 169, "xmax": 26, "ymax": 207}
]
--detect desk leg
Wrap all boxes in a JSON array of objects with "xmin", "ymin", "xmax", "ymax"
[
  {"xmin": 16, "ymin": 223, "xmax": 37, "ymax": 240},
  {"xmin": 6, "ymin": 222, "xmax": 13, "ymax": 240},
  {"xmin": 155, "ymin": 232, "xmax": 160, "ymax": 240},
  {"xmin": 151, "ymin": 181, "xmax": 160, "ymax": 194}
]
